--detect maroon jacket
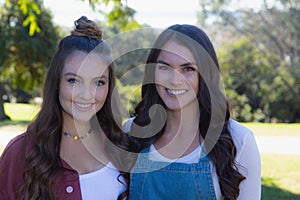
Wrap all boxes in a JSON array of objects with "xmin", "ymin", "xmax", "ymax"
[{"xmin": 0, "ymin": 130, "xmax": 83, "ymax": 200}]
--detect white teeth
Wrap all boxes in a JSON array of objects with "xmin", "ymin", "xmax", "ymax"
[
  {"xmin": 167, "ymin": 89, "xmax": 186, "ymax": 95},
  {"xmin": 75, "ymin": 103, "xmax": 92, "ymax": 108}
]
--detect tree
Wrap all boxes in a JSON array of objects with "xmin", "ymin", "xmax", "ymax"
[
  {"xmin": 101, "ymin": 25, "xmax": 157, "ymax": 85},
  {"xmin": 219, "ymin": 37, "xmax": 276, "ymax": 122},
  {"xmin": 4, "ymin": 0, "xmax": 42, "ymax": 36},
  {"xmin": 7, "ymin": 0, "xmax": 140, "ymax": 35},
  {"xmin": 199, "ymin": 0, "xmax": 300, "ymax": 122},
  {"xmin": 0, "ymin": 0, "xmax": 140, "ymax": 121},
  {"xmin": 0, "ymin": 0, "xmax": 59, "ymax": 120},
  {"xmin": 88, "ymin": 0, "xmax": 140, "ymax": 31},
  {"xmin": 0, "ymin": 5, "xmax": 11, "ymax": 120}
]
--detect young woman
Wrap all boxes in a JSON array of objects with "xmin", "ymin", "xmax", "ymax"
[
  {"xmin": 0, "ymin": 16, "xmax": 131, "ymax": 200},
  {"xmin": 127, "ymin": 24, "xmax": 261, "ymax": 199}
]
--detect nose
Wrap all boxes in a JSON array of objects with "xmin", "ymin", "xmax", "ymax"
[
  {"xmin": 76, "ymin": 84, "xmax": 93, "ymax": 100},
  {"xmin": 170, "ymin": 69, "xmax": 184, "ymax": 86}
]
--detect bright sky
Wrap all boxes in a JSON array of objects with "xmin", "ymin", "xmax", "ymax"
[
  {"xmin": 44, "ymin": 0, "xmax": 201, "ymax": 28},
  {"xmin": 44, "ymin": 0, "xmax": 264, "ymax": 28}
]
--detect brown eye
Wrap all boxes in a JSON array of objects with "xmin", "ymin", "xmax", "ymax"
[
  {"xmin": 95, "ymin": 80, "xmax": 105, "ymax": 86},
  {"xmin": 183, "ymin": 66, "xmax": 196, "ymax": 72}
]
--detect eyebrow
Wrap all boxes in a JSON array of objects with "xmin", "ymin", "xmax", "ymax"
[
  {"xmin": 64, "ymin": 72, "xmax": 108, "ymax": 79},
  {"xmin": 156, "ymin": 60, "xmax": 197, "ymax": 67}
]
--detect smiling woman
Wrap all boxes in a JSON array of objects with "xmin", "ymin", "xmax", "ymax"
[
  {"xmin": 155, "ymin": 41, "xmax": 199, "ymax": 111},
  {"xmin": 127, "ymin": 24, "xmax": 261, "ymax": 200},
  {"xmin": 59, "ymin": 50, "xmax": 109, "ymax": 123},
  {"xmin": 0, "ymin": 16, "xmax": 132, "ymax": 200}
]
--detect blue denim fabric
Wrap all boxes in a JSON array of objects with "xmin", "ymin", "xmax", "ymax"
[{"xmin": 130, "ymin": 147, "xmax": 217, "ymax": 200}]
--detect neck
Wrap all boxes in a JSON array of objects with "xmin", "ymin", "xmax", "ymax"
[
  {"xmin": 154, "ymin": 101, "xmax": 201, "ymax": 158},
  {"xmin": 60, "ymin": 114, "xmax": 108, "ymax": 174},
  {"xmin": 62, "ymin": 111, "xmax": 91, "ymax": 135},
  {"xmin": 165, "ymin": 100, "xmax": 199, "ymax": 133}
]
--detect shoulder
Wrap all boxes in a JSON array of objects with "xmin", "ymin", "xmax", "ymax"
[
  {"xmin": 1, "ymin": 130, "xmax": 34, "ymax": 158},
  {"xmin": 0, "ymin": 129, "xmax": 35, "ymax": 168},
  {"xmin": 0, "ymin": 130, "xmax": 34, "ymax": 197},
  {"xmin": 228, "ymin": 119, "xmax": 253, "ymax": 142},
  {"xmin": 228, "ymin": 120, "xmax": 261, "ymax": 198},
  {"xmin": 227, "ymin": 119, "xmax": 257, "ymax": 160}
]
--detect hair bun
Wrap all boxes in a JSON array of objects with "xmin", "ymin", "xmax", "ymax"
[{"xmin": 71, "ymin": 16, "xmax": 102, "ymax": 39}]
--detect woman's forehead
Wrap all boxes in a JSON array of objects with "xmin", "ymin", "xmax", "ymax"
[
  {"xmin": 63, "ymin": 51, "xmax": 109, "ymax": 76},
  {"xmin": 158, "ymin": 40, "xmax": 196, "ymax": 64}
]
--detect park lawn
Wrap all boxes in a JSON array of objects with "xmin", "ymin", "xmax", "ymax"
[
  {"xmin": 0, "ymin": 103, "xmax": 40, "ymax": 133},
  {"xmin": 261, "ymin": 154, "xmax": 300, "ymax": 199},
  {"xmin": 242, "ymin": 122, "xmax": 300, "ymax": 137},
  {"xmin": 3, "ymin": 103, "xmax": 40, "ymax": 121}
]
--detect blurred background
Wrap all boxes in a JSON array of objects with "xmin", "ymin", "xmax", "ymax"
[{"xmin": 0, "ymin": 0, "xmax": 299, "ymax": 199}]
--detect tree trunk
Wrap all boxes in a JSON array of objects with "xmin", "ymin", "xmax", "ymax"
[{"xmin": 0, "ymin": 82, "xmax": 11, "ymax": 121}]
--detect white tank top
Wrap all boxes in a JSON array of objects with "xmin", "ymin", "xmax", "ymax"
[{"xmin": 79, "ymin": 162, "xmax": 126, "ymax": 200}]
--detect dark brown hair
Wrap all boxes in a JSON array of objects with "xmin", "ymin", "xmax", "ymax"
[
  {"xmin": 21, "ymin": 16, "xmax": 130, "ymax": 199},
  {"xmin": 131, "ymin": 24, "xmax": 245, "ymax": 199}
]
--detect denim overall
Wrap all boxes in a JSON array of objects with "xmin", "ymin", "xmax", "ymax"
[{"xmin": 130, "ymin": 147, "xmax": 217, "ymax": 200}]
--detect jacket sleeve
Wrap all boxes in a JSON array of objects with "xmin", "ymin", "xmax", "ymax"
[
  {"xmin": 236, "ymin": 130, "xmax": 261, "ymax": 200},
  {"xmin": 0, "ymin": 133, "xmax": 28, "ymax": 199}
]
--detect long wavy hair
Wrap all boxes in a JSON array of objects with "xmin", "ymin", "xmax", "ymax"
[
  {"xmin": 20, "ymin": 16, "xmax": 130, "ymax": 200},
  {"xmin": 131, "ymin": 24, "xmax": 246, "ymax": 199}
]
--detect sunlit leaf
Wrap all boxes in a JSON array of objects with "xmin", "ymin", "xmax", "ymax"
[{"xmin": 31, "ymin": 2, "xmax": 41, "ymax": 14}]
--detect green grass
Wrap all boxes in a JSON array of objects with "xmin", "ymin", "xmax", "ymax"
[
  {"xmin": 4, "ymin": 103, "xmax": 40, "ymax": 121},
  {"xmin": 242, "ymin": 122, "xmax": 300, "ymax": 137},
  {"xmin": 0, "ymin": 103, "xmax": 40, "ymax": 132},
  {"xmin": 261, "ymin": 154, "xmax": 300, "ymax": 199}
]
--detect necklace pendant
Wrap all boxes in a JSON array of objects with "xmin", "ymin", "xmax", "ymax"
[{"xmin": 63, "ymin": 128, "xmax": 92, "ymax": 141}]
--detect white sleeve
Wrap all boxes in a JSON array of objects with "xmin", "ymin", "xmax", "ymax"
[
  {"xmin": 236, "ymin": 131, "xmax": 261, "ymax": 200},
  {"xmin": 122, "ymin": 117, "xmax": 134, "ymax": 133}
]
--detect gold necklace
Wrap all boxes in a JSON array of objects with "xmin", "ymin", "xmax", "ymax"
[{"xmin": 63, "ymin": 129, "xmax": 93, "ymax": 141}]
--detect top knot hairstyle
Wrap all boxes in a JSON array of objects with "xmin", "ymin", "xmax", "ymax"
[
  {"xmin": 55, "ymin": 16, "xmax": 110, "ymax": 56},
  {"xmin": 20, "ymin": 16, "xmax": 130, "ymax": 200},
  {"xmin": 72, "ymin": 16, "xmax": 102, "ymax": 39}
]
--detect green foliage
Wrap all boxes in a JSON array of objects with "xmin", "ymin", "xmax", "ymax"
[
  {"xmin": 84, "ymin": 0, "xmax": 140, "ymax": 31},
  {"xmin": 117, "ymin": 81, "xmax": 141, "ymax": 116},
  {"xmin": 6, "ymin": 0, "xmax": 140, "ymax": 36},
  {"xmin": 103, "ymin": 26, "xmax": 158, "ymax": 85},
  {"xmin": 201, "ymin": 0, "xmax": 300, "ymax": 122},
  {"xmin": 220, "ymin": 38, "xmax": 272, "ymax": 122},
  {"xmin": 5, "ymin": 0, "xmax": 41, "ymax": 36},
  {"xmin": 0, "ymin": 9, "xmax": 9, "ymax": 68},
  {"xmin": 0, "ymin": 1, "xmax": 59, "ymax": 96}
]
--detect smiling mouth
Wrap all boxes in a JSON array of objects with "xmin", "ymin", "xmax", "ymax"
[
  {"xmin": 74, "ymin": 102, "xmax": 94, "ymax": 108},
  {"xmin": 166, "ymin": 89, "xmax": 187, "ymax": 95}
]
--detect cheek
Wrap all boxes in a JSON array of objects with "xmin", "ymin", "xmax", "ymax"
[
  {"xmin": 155, "ymin": 84, "xmax": 164, "ymax": 95},
  {"xmin": 95, "ymin": 86, "xmax": 109, "ymax": 102},
  {"xmin": 59, "ymin": 84, "xmax": 73, "ymax": 100},
  {"xmin": 155, "ymin": 70, "xmax": 168, "ymax": 85},
  {"xmin": 187, "ymin": 74, "xmax": 199, "ymax": 93}
]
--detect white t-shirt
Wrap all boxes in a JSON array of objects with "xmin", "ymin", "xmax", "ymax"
[
  {"xmin": 124, "ymin": 118, "xmax": 261, "ymax": 200},
  {"xmin": 79, "ymin": 162, "xmax": 126, "ymax": 200}
]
